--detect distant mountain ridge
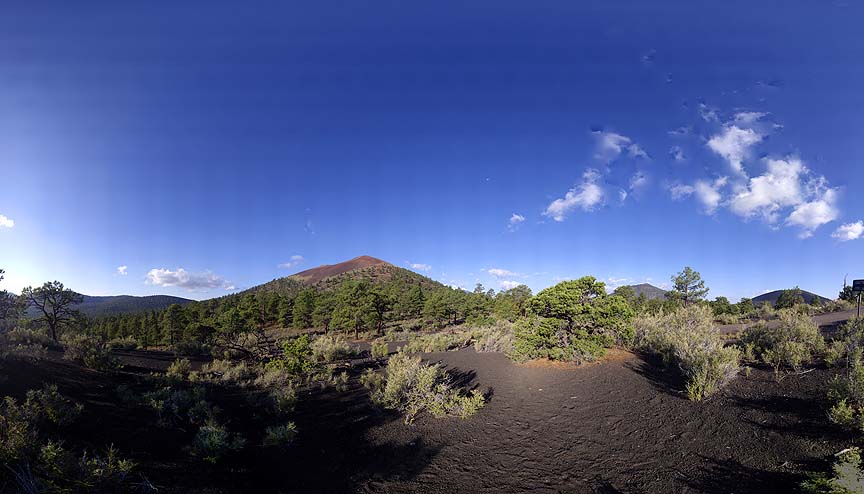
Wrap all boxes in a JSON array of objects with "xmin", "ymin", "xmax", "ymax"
[
  {"xmin": 26, "ymin": 294, "xmax": 193, "ymax": 318},
  {"xmin": 752, "ymin": 289, "xmax": 830, "ymax": 306}
]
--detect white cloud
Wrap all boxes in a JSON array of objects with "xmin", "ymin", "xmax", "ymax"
[
  {"xmin": 832, "ymin": 221, "xmax": 864, "ymax": 242},
  {"xmin": 146, "ymin": 268, "xmax": 233, "ymax": 291},
  {"xmin": 488, "ymin": 268, "xmax": 516, "ymax": 278},
  {"xmin": 0, "ymin": 215, "xmax": 13, "ymax": 228},
  {"xmin": 724, "ymin": 157, "xmax": 839, "ymax": 237},
  {"xmin": 694, "ymin": 177, "xmax": 727, "ymax": 214},
  {"xmin": 593, "ymin": 131, "xmax": 647, "ymax": 161},
  {"xmin": 277, "ymin": 255, "xmax": 305, "ymax": 269},
  {"xmin": 507, "ymin": 213, "xmax": 525, "ymax": 231},
  {"xmin": 116, "ymin": 266, "xmax": 128, "ymax": 276},
  {"xmin": 670, "ymin": 145, "xmax": 685, "ymax": 162},
  {"xmin": 670, "ymin": 177, "xmax": 727, "ymax": 213},
  {"xmin": 729, "ymin": 158, "xmax": 806, "ymax": 222},
  {"xmin": 499, "ymin": 280, "xmax": 521, "ymax": 290},
  {"xmin": 786, "ymin": 189, "xmax": 839, "ymax": 238},
  {"xmin": 707, "ymin": 125, "xmax": 762, "ymax": 175},
  {"xmin": 618, "ymin": 189, "xmax": 628, "ymax": 202},
  {"xmin": 543, "ymin": 169, "xmax": 604, "ymax": 221},
  {"xmin": 408, "ymin": 262, "xmax": 432, "ymax": 272},
  {"xmin": 668, "ymin": 126, "xmax": 690, "ymax": 137}
]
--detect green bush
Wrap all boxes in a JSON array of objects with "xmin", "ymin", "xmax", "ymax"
[
  {"xmin": 189, "ymin": 421, "xmax": 245, "ymax": 463},
  {"xmin": 266, "ymin": 335, "xmax": 314, "ymax": 375},
  {"xmin": 107, "ymin": 336, "xmax": 139, "ymax": 350},
  {"xmin": 513, "ymin": 277, "xmax": 634, "ymax": 363},
  {"xmin": 143, "ymin": 386, "xmax": 215, "ymax": 427},
  {"xmin": 263, "ymin": 422, "xmax": 298, "ymax": 447},
  {"xmin": 512, "ymin": 316, "xmax": 609, "ymax": 363},
  {"xmin": 802, "ymin": 447, "xmax": 864, "ymax": 493},
  {"xmin": 62, "ymin": 333, "xmax": 119, "ymax": 372},
  {"xmin": 310, "ymin": 334, "xmax": 355, "ymax": 362},
  {"xmin": 364, "ymin": 353, "xmax": 485, "ymax": 423},
  {"xmin": 371, "ymin": 340, "xmax": 389, "ymax": 359},
  {"xmin": 738, "ymin": 309, "xmax": 824, "ymax": 379},
  {"xmin": 195, "ymin": 359, "xmax": 256, "ymax": 385},
  {"xmin": 0, "ymin": 385, "xmax": 81, "ymax": 463},
  {"xmin": 634, "ymin": 305, "xmax": 740, "ymax": 401}
]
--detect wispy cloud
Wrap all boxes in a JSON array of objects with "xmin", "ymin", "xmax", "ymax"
[
  {"xmin": 0, "ymin": 214, "xmax": 14, "ymax": 228},
  {"xmin": 499, "ymin": 280, "xmax": 521, "ymax": 290},
  {"xmin": 278, "ymin": 255, "xmax": 305, "ymax": 269},
  {"xmin": 406, "ymin": 262, "xmax": 432, "ymax": 272},
  {"xmin": 543, "ymin": 169, "xmax": 604, "ymax": 221},
  {"xmin": 146, "ymin": 268, "xmax": 234, "ymax": 291},
  {"xmin": 832, "ymin": 221, "xmax": 864, "ymax": 242},
  {"xmin": 487, "ymin": 268, "xmax": 516, "ymax": 278},
  {"xmin": 670, "ymin": 145, "xmax": 685, "ymax": 162},
  {"xmin": 507, "ymin": 213, "xmax": 525, "ymax": 232},
  {"xmin": 116, "ymin": 266, "xmax": 128, "ymax": 276},
  {"xmin": 669, "ymin": 177, "xmax": 727, "ymax": 214},
  {"xmin": 593, "ymin": 131, "xmax": 647, "ymax": 162}
]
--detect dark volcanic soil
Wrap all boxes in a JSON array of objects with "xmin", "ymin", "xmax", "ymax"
[{"xmin": 0, "ymin": 348, "xmax": 858, "ymax": 494}]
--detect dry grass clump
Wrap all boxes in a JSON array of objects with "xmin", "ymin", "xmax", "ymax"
[
  {"xmin": 361, "ymin": 353, "xmax": 485, "ymax": 423},
  {"xmin": 402, "ymin": 331, "xmax": 473, "ymax": 354},
  {"xmin": 473, "ymin": 320, "xmax": 515, "ymax": 354},
  {"xmin": 310, "ymin": 334, "xmax": 357, "ymax": 362},
  {"xmin": 634, "ymin": 304, "xmax": 740, "ymax": 401}
]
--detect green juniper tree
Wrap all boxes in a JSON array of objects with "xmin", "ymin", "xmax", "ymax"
[{"xmin": 667, "ymin": 267, "xmax": 709, "ymax": 306}]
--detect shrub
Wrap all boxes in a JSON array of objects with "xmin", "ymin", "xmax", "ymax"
[
  {"xmin": 143, "ymin": 386, "xmax": 215, "ymax": 427},
  {"xmin": 802, "ymin": 447, "xmax": 864, "ymax": 493},
  {"xmin": 165, "ymin": 358, "xmax": 192, "ymax": 383},
  {"xmin": 715, "ymin": 313, "xmax": 741, "ymax": 325},
  {"xmin": 263, "ymin": 422, "xmax": 298, "ymax": 447},
  {"xmin": 0, "ymin": 328, "xmax": 57, "ymax": 358},
  {"xmin": 107, "ymin": 336, "xmax": 139, "ymax": 351},
  {"xmin": 403, "ymin": 332, "xmax": 473, "ymax": 354},
  {"xmin": 266, "ymin": 335, "xmax": 314, "ymax": 375},
  {"xmin": 311, "ymin": 334, "xmax": 355, "ymax": 362},
  {"xmin": 827, "ymin": 359, "xmax": 864, "ymax": 432},
  {"xmin": 371, "ymin": 340, "xmax": 389, "ymax": 359},
  {"xmin": 473, "ymin": 320, "xmax": 515, "ymax": 354},
  {"xmin": 738, "ymin": 309, "xmax": 824, "ymax": 379},
  {"xmin": 62, "ymin": 333, "xmax": 118, "ymax": 372},
  {"xmin": 634, "ymin": 305, "xmax": 740, "ymax": 401},
  {"xmin": 189, "ymin": 422, "xmax": 245, "ymax": 463},
  {"xmin": 365, "ymin": 353, "xmax": 485, "ymax": 423},
  {"xmin": 0, "ymin": 385, "xmax": 81, "ymax": 463},
  {"xmin": 173, "ymin": 339, "xmax": 210, "ymax": 357},
  {"xmin": 195, "ymin": 359, "xmax": 256, "ymax": 385}
]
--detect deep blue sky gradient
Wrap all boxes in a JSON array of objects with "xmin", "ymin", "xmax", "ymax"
[{"xmin": 1, "ymin": 1, "xmax": 863, "ymax": 300}]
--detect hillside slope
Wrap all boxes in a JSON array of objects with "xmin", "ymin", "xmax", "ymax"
[{"xmin": 627, "ymin": 283, "xmax": 668, "ymax": 301}]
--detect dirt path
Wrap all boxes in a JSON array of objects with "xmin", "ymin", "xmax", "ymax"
[
  {"xmin": 277, "ymin": 348, "xmax": 857, "ymax": 494},
  {"xmin": 1, "ymin": 347, "xmax": 856, "ymax": 493}
]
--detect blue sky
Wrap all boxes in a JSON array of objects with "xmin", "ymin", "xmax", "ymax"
[{"xmin": 1, "ymin": 0, "xmax": 863, "ymax": 302}]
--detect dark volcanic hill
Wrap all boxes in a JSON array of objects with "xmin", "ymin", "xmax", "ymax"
[
  {"xmin": 627, "ymin": 283, "xmax": 668, "ymax": 300},
  {"xmin": 244, "ymin": 255, "xmax": 445, "ymax": 296},
  {"xmin": 752, "ymin": 289, "xmax": 830, "ymax": 306}
]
